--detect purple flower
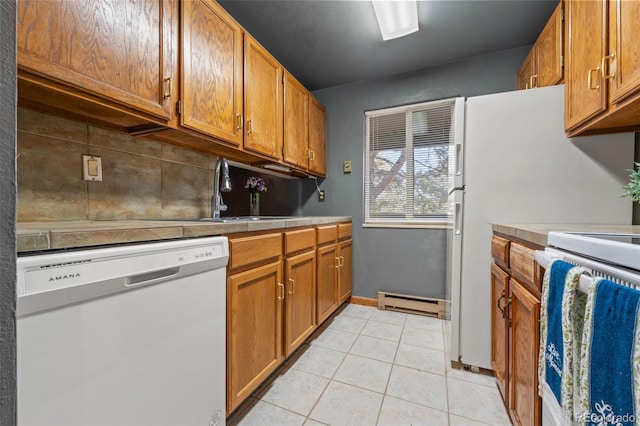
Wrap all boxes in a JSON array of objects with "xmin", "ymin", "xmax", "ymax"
[{"xmin": 244, "ymin": 177, "xmax": 267, "ymax": 193}]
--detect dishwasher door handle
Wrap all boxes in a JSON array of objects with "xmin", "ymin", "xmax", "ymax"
[{"xmin": 125, "ymin": 267, "xmax": 180, "ymax": 287}]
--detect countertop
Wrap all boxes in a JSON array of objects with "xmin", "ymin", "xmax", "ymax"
[
  {"xmin": 492, "ymin": 223, "xmax": 640, "ymax": 247},
  {"xmin": 17, "ymin": 216, "xmax": 352, "ymax": 252}
]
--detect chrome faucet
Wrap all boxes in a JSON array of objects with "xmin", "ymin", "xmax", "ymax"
[{"xmin": 212, "ymin": 157, "xmax": 232, "ymax": 219}]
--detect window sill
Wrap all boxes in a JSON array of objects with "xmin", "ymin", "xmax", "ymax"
[{"xmin": 363, "ymin": 221, "xmax": 448, "ymax": 230}]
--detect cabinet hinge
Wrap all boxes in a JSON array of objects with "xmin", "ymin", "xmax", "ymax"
[{"xmin": 176, "ymin": 101, "xmax": 181, "ymax": 115}]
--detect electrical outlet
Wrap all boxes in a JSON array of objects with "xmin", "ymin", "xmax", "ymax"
[
  {"xmin": 318, "ymin": 190, "xmax": 325, "ymax": 202},
  {"xmin": 343, "ymin": 160, "xmax": 352, "ymax": 173},
  {"xmin": 82, "ymin": 155, "xmax": 103, "ymax": 182}
]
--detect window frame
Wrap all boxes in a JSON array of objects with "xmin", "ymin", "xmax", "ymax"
[{"xmin": 362, "ymin": 98, "xmax": 458, "ymax": 229}]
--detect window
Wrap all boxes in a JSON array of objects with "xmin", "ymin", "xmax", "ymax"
[{"xmin": 363, "ymin": 98, "xmax": 459, "ymax": 227}]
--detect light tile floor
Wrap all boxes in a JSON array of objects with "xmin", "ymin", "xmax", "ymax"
[{"xmin": 228, "ymin": 304, "xmax": 511, "ymax": 426}]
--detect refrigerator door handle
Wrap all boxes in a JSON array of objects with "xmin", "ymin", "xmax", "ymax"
[
  {"xmin": 454, "ymin": 202, "xmax": 462, "ymax": 235},
  {"xmin": 448, "ymin": 185, "xmax": 466, "ymax": 196}
]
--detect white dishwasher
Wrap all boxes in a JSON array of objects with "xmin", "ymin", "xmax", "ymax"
[{"xmin": 16, "ymin": 236, "xmax": 228, "ymax": 426}]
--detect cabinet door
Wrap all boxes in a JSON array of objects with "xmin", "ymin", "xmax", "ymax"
[
  {"xmin": 284, "ymin": 251, "xmax": 316, "ymax": 357},
  {"xmin": 337, "ymin": 239, "xmax": 353, "ymax": 304},
  {"xmin": 535, "ymin": 2, "xmax": 564, "ymax": 88},
  {"xmin": 283, "ymin": 71, "xmax": 309, "ymax": 169},
  {"xmin": 508, "ymin": 279, "xmax": 541, "ymax": 426},
  {"xmin": 517, "ymin": 48, "xmax": 535, "ymax": 90},
  {"xmin": 608, "ymin": 0, "xmax": 640, "ymax": 104},
  {"xmin": 244, "ymin": 35, "xmax": 283, "ymax": 159},
  {"xmin": 490, "ymin": 263, "xmax": 509, "ymax": 402},
  {"xmin": 227, "ymin": 260, "xmax": 283, "ymax": 413},
  {"xmin": 565, "ymin": 0, "xmax": 608, "ymax": 131},
  {"xmin": 181, "ymin": 0, "xmax": 243, "ymax": 146},
  {"xmin": 18, "ymin": 0, "xmax": 173, "ymax": 121},
  {"xmin": 316, "ymin": 244, "xmax": 338, "ymax": 324},
  {"xmin": 308, "ymin": 95, "xmax": 327, "ymax": 177}
]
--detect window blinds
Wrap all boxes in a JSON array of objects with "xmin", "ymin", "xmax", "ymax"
[{"xmin": 364, "ymin": 98, "xmax": 457, "ymax": 224}]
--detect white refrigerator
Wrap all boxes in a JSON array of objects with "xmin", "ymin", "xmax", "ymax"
[{"xmin": 446, "ymin": 85, "xmax": 634, "ymax": 370}]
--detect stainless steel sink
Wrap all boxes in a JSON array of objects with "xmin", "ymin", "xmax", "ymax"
[{"xmin": 202, "ymin": 216, "xmax": 306, "ymax": 222}]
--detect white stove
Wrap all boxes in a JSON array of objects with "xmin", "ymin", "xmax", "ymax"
[{"xmin": 547, "ymin": 231, "xmax": 640, "ymax": 272}]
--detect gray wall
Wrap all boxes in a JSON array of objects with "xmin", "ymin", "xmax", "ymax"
[
  {"xmin": 301, "ymin": 46, "xmax": 530, "ymax": 300},
  {"xmin": 1, "ymin": 0, "xmax": 17, "ymax": 423}
]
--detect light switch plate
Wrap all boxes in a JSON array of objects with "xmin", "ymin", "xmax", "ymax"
[
  {"xmin": 82, "ymin": 155, "xmax": 103, "ymax": 182},
  {"xmin": 343, "ymin": 160, "xmax": 352, "ymax": 173}
]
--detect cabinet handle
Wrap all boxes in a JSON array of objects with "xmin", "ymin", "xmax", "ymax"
[
  {"xmin": 505, "ymin": 297, "xmax": 513, "ymax": 327},
  {"xmin": 277, "ymin": 282, "xmax": 285, "ymax": 301},
  {"xmin": 529, "ymin": 74, "xmax": 538, "ymax": 89},
  {"xmin": 246, "ymin": 119, "xmax": 253, "ymax": 134},
  {"xmin": 288, "ymin": 278, "xmax": 295, "ymax": 295},
  {"xmin": 236, "ymin": 114, "xmax": 243, "ymax": 130},
  {"xmin": 497, "ymin": 291, "xmax": 506, "ymax": 318},
  {"xmin": 587, "ymin": 67, "xmax": 601, "ymax": 90},
  {"xmin": 163, "ymin": 77, "xmax": 172, "ymax": 99},
  {"xmin": 311, "ymin": 150, "xmax": 316, "ymax": 161},
  {"xmin": 335, "ymin": 256, "xmax": 340, "ymax": 269},
  {"xmin": 601, "ymin": 54, "xmax": 616, "ymax": 80},
  {"xmin": 339, "ymin": 256, "xmax": 344, "ymax": 267},
  {"xmin": 525, "ymin": 82, "xmax": 529, "ymax": 90},
  {"xmin": 305, "ymin": 149, "xmax": 310, "ymax": 160}
]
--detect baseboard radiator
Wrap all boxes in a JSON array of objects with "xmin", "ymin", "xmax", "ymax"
[{"xmin": 377, "ymin": 292, "xmax": 447, "ymax": 319}]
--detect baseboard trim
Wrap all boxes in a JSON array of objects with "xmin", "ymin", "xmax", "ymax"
[{"xmin": 348, "ymin": 295, "xmax": 377, "ymax": 307}]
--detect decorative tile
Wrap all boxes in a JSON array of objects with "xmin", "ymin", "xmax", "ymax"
[
  {"xmin": 400, "ymin": 326, "xmax": 445, "ymax": 351},
  {"xmin": 349, "ymin": 335, "xmax": 398, "ymax": 363},
  {"xmin": 49, "ymin": 227, "xmax": 183, "ymax": 249},
  {"xmin": 308, "ymin": 328, "xmax": 358, "ymax": 353},
  {"xmin": 309, "ymin": 381, "xmax": 383, "ymax": 426},
  {"xmin": 447, "ymin": 378, "xmax": 511, "ymax": 426},
  {"xmin": 288, "ymin": 344, "xmax": 346, "ymax": 379},
  {"xmin": 326, "ymin": 314, "xmax": 367, "ymax": 334},
  {"xmin": 161, "ymin": 161, "xmax": 210, "ymax": 219},
  {"xmin": 162, "ymin": 143, "xmax": 211, "ymax": 169},
  {"xmin": 88, "ymin": 125, "xmax": 162, "ymax": 159},
  {"xmin": 333, "ymin": 354, "xmax": 392, "ymax": 394},
  {"xmin": 18, "ymin": 108, "xmax": 87, "ymax": 142},
  {"xmin": 360, "ymin": 320, "xmax": 403, "ymax": 342},
  {"xmin": 230, "ymin": 399, "xmax": 305, "ymax": 426},
  {"xmin": 377, "ymin": 395, "xmax": 449, "ymax": 426},
  {"xmin": 339, "ymin": 304, "xmax": 375, "ymax": 320},
  {"xmin": 369, "ymin": 309, "xmax": 407, "ymax": 326},
  {"xmin": 386, "ymin": 365, "xmax": 448, "ymax": 412},
  {"xmin": 87, "ymin": 147, "xmax": 162, "ymax": 220},
  {"xmin": 449, "ymin": 414, "xmax": 496, "ymax": 426},
  {"xmin": 394, "ymin": 343, "xmax": 446, "ymax": 375},
  {"xmin": 257, "ymin": 369, "xmax": 328, "ymax": 416},
  {"xmin": 17, "ymin": 132, "xmax": 88, "ymax": 221},
  {"xmin": 405, "ymin": 314, "xmax": 445, "ymax": 332}
]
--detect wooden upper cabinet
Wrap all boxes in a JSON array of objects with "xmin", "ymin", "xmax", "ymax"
[
  {"xmin": 283, "ymin": 71, "xmax": 310, "ymax": 169},
  {"xmin": 18, "ymin": 0, "xmax": 175, "ymax": 129},
  {"xmin": 308, "ymin": 95, "xmax": 327, "ymax": 177},
  {"xmin": 516, "ymin": 49, "xmax": 536, "ymax": 90},
  {"xmin": 516, "ymin": 2, "xmax": 563, "ymax": 90},
  {"xmin": 564, "ymin": 0, "xmax": 607, "ymax": 131},
  {"xmin": 535, "ymin": 2, "xmax": 564, "ymax": 88},
  {"xmin": 244, "ymin": 35, "xmax": 283, "ymax": 160},
  {"xmin": 608, "ymin": 0, "xmax": 640, "ymax": 105},
  {"xmin": 180, "ymin": 0, "xmax": 243, "ymax": 146}
]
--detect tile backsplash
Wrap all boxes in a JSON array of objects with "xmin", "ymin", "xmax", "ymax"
[{"xmin": 17, "ymin": 108, "xmax": 299, "ymax": 222}]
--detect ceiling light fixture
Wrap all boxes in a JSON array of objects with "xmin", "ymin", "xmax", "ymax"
[{"xmin": 372, "ymin": 0, "xmax": 419, "ymax": 41}]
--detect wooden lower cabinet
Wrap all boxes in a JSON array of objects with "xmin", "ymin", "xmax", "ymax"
[
  {"xmin": 491, "ymin": 263, "xmax": 509, "ymax": 401},
  {"xmin": 227, "ymin": 260, "xmax": 283, "ymax": 413},
  {"xmin": 316, "ymin": 242, "xmax": 338, "ymax": 324},
  {"xmin": 284, "ymin": 250, "xmax": 316, "ymax": 357},
  {"xmin": 491, "ymin": 234, "xmax": 543, "ymax": 426},
  {"xmin": 509, "ymin": 279, "xmax": 541, "ymax": 426},
  {"xmin": 227, "ymin": 223, "xmax": 352, "ymax": 415}
]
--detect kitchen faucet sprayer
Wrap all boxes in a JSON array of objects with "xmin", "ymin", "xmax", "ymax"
[{"xmin": 212, "ymin": 157, "xmax": 231, "ymax": 218}]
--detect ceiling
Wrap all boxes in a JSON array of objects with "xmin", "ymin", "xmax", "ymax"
[{"xmin": 218, "ymin": 0, "xmax": 559, "ymax": 91}]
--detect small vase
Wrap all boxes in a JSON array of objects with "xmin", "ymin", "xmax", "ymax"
[{"xmin": 249, "ymin": 192, "xmax": 260, "ymax": 216}]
